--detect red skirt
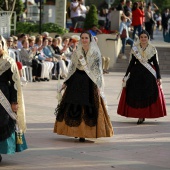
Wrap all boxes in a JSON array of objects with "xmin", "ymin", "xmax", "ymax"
[{"xmin": 117, "ymin": 85, "xmax": 167, "ymax": 118}]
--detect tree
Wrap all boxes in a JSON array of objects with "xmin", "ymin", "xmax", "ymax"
[
  {"xmin": 153, "ymin": 0, "xmax": 170, "ymax": 12},
  {"xmin": 0, "ymin": 0, "xmax": 23, "ymax": 16},
  {"xmin": 84, "ymin": 4, "xmax": 98, "ymax": 29}
]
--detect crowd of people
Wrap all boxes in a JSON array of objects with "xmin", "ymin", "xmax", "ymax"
[
  {"xmin": 69, "ymin": 0, "xmax": 170, "ymax": 57},
  {"xmin": 5, "ymin": 32, "xmax": 80, "ymax": 84}
]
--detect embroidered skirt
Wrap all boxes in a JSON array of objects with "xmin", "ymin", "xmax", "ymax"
[{"xmin": 54, "ymin": 69, "xmax": 113, "ymax": 138}]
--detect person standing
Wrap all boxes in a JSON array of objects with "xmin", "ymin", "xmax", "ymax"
[
  {"xmin": 119, "ymin": 15, "xmax": 134, "ymax": 59},
  {"xmin": 124, "ymin": 0, "xmax": 132, "ymax": 16},
  {"xmin": 53, "ymin": 31, "xmax": 113, "ymax": 142},
  {"xmin": 131, "ymin": 2, "xmax": 144, "ymax": 40},
  {"xmin": 117, "ymin": 30, "xmax": 167, "ymax": 124},
  {"xmin": 162, "ymin": 8, "xmax": 170, "ymax": 39},
  {"xmin": 0, "ymin": 35, "xmax": 27, "ymax": 162},
  {"xmin": 70, "ymin": 0, "xmax": 86, "ymax": 28},
  {"xmin": 145, "ymin": 5, "xmax": 155, "ymax": 39}
]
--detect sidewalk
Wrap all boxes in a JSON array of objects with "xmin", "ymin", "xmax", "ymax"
[
  {"xmin": 148, "ymin": 29, "xmax": 170, "ymax": 47},
  {"xmin": 0, "ymin": 72, "xmax": 170, "ymax": 170}
]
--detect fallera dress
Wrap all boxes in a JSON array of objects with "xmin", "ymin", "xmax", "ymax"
[
  {"xmin": 117, "ymin": 44, "xmax": 167, "ymax": 118},
  {"xmin": 54, "ymin": 42, "xmax": 113, "ymax": 138}
]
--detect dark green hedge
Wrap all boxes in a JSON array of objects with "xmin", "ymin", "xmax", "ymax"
[{"xmin": 16, "ymin": 22, "xmax": 68, "ymax": 35}]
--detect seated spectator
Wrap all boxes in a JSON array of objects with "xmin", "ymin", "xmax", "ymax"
[
  {"xmin": 20, "ymin": 39, "xmax": 41, "ymax": 82},
  {"xmin": 48, "ymin": 38, "xmax": 68, "ymax": 79},
  {"xmin": 42, "ymin": 32, "xmax": 49, "ymax": 39},
  {"xmin": 69, "ymin": 35, "xmax": 80, "ymax": 52},
  {"xmin": 62, "ymin": 36, "xmax": 73, "ymax": 67},
  {"xmin": 89, "ymin": 25, "xmax": 102, "ymax": 36},
  {"xmin": 42, "ymin": 38, "xmax": 60, "ymax": 80},
  {"xmin": 34, "ymin": 36, "xmax": 54, "ymax": 81},
  {"xmin": 12, "ymin": 36, "xmax": 19, "ymax": 49},
  {"xmin": 17, "ymin": 33, "xmax": 28, "ymax": 49},
  {"xmin": 7, "ymin": 37, "xmax": 27, "ymax": 84},
  {"xmin": 119, "ymin": 15, "xmax": 134, "ymax": 59}
]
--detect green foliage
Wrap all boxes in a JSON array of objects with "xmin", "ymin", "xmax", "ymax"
[
  {"xmin": 153, "ymin": 0, "xmax": 170, "ymax": 12},
  {"xmin": 84, "ymin": 4, "xmax": 98, "ymax": 29},
  {"xmin": 16, "ymin": 22, "xmax": 68, "ymax": 35},
  {"xmin": 15, "ymin": 0, "xmax": 24, "ymax": 16},
  {"xmin": 0, "ymin": 0, "xmax": 23, "ymax": 16}
]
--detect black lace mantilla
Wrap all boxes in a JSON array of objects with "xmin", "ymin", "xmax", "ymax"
[{"xmin": 54, "ymin": 69, "xmax": 99, "ymax": 127}]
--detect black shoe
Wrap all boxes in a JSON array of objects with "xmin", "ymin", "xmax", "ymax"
[
  {"xmin": 32, "ymin": 78, "xmax": 36, "ymax": 82},
  {"xmin": 60, "ymin": 76, "xmax": 64, "ymax": 80},
  {"xmin": 137, "ymin": 118, "xmax": 145, "ymax": 125},
  {"xmin": 40, "ymin": 78, "xmax": 45, "ymax": 81},
  {"xmin": 44, "ymin": 78, "xmax": 50, "ymax": 81},
  {"xmin": 79, "ymin": 138, "xmax": 85, "ymax": 142},
  {"xmin": 0, "ymin": 154, "xmax": 2, "ymax": 162},
  {"xmin": 52, "ymin": 75, "xmax": 58, "ymax": 80},
  {"xmin": 35, "ymin": 77, "xmax": 41, "ymax": 82}
]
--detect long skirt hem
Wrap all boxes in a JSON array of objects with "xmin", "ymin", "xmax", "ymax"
[
  {"xmin": 117, "ymin": 85, "xmax": 167, "ymax": 118},
  {"xmin": 54, "ymin": 97, "xmax": 113, "ymax": 138}
]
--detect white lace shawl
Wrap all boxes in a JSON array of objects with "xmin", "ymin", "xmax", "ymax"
[
  {"xmin": 0, "ymin": 54, "xmax": 26, "ymax": 133},
  {"xmin": 130, "ymin": 37, "xmax": 159, "ymax": 63},
  {"xmin": 65, "ymin": 42, "xmax": 104, "ymax": 89}
]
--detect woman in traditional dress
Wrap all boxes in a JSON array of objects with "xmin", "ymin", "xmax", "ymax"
[
  {"xmin": 0, "ymin": 35, "xmax": 27, "ymax": 162},
  {"xmin": 54, "ymin": 31, "xmax": 113, "ymax": 142},
  {"xmin": 117, "ymin": 30, "xmax": 167, "ymax": 124}
]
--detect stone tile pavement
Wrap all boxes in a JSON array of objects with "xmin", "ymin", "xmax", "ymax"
[{"xmin": 0, "ymin": 72, "xmax": 170, "ymax": 170}]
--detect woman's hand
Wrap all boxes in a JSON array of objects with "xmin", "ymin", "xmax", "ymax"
[
  {"xmin": 60, "ymin": 83, "xmax": 67, "ymax": 92},
  {"xmin": 157, "ymin": 79, "xmax": 162, "ymax": 86},
  {"xmin": 11, "ymin": 103, "xmax": 18, "ymax": 113}
]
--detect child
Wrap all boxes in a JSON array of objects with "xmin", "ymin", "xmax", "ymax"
[{"xmin": 119, "ymin": 15, "xmax": 134, "ymax": 59}]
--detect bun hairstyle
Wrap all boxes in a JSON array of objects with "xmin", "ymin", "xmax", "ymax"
[
  {"xmin": 139, "ymin": 30, "xmax": 150, "ymax": 39},
  {"xmin": 80, "ymin": 31, "xmax": 92, "ymax": 42}
]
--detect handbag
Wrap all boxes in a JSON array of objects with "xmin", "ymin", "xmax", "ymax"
[{"xmin": 120, "ymin": 29, "xmax": 127, "ymax": 39}]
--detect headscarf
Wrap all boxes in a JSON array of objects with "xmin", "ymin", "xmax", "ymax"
[{"xmin": 0, "ymin": 35, "xmax": 26, "ymax": 132}]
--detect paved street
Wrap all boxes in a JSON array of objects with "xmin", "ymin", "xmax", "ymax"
[
  {"xmin": 0, "ymin": 71, "xmax": 170, "ymax": 170},
  {"xmin": 1, "ymin": 30, "xmax": 170, "ymax": 170}
]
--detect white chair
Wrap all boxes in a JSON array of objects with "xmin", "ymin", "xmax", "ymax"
[{"xmin": 8, "ymin": 49, "xmax": 28, "ymax": 82}]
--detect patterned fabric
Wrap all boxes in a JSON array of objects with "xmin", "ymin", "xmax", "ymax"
[
  {"xmin": 64, "ymin": 41, "xmax": 104, "ymax": 89},
  {"xmin": 0, "ymin": 36, "xmax": 26, "ymax": 133}
]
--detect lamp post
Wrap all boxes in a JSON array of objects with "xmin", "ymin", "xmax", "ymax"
[{"xmin": 39, "ymin": 0, "xmax": 42, "ymax": 34}]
